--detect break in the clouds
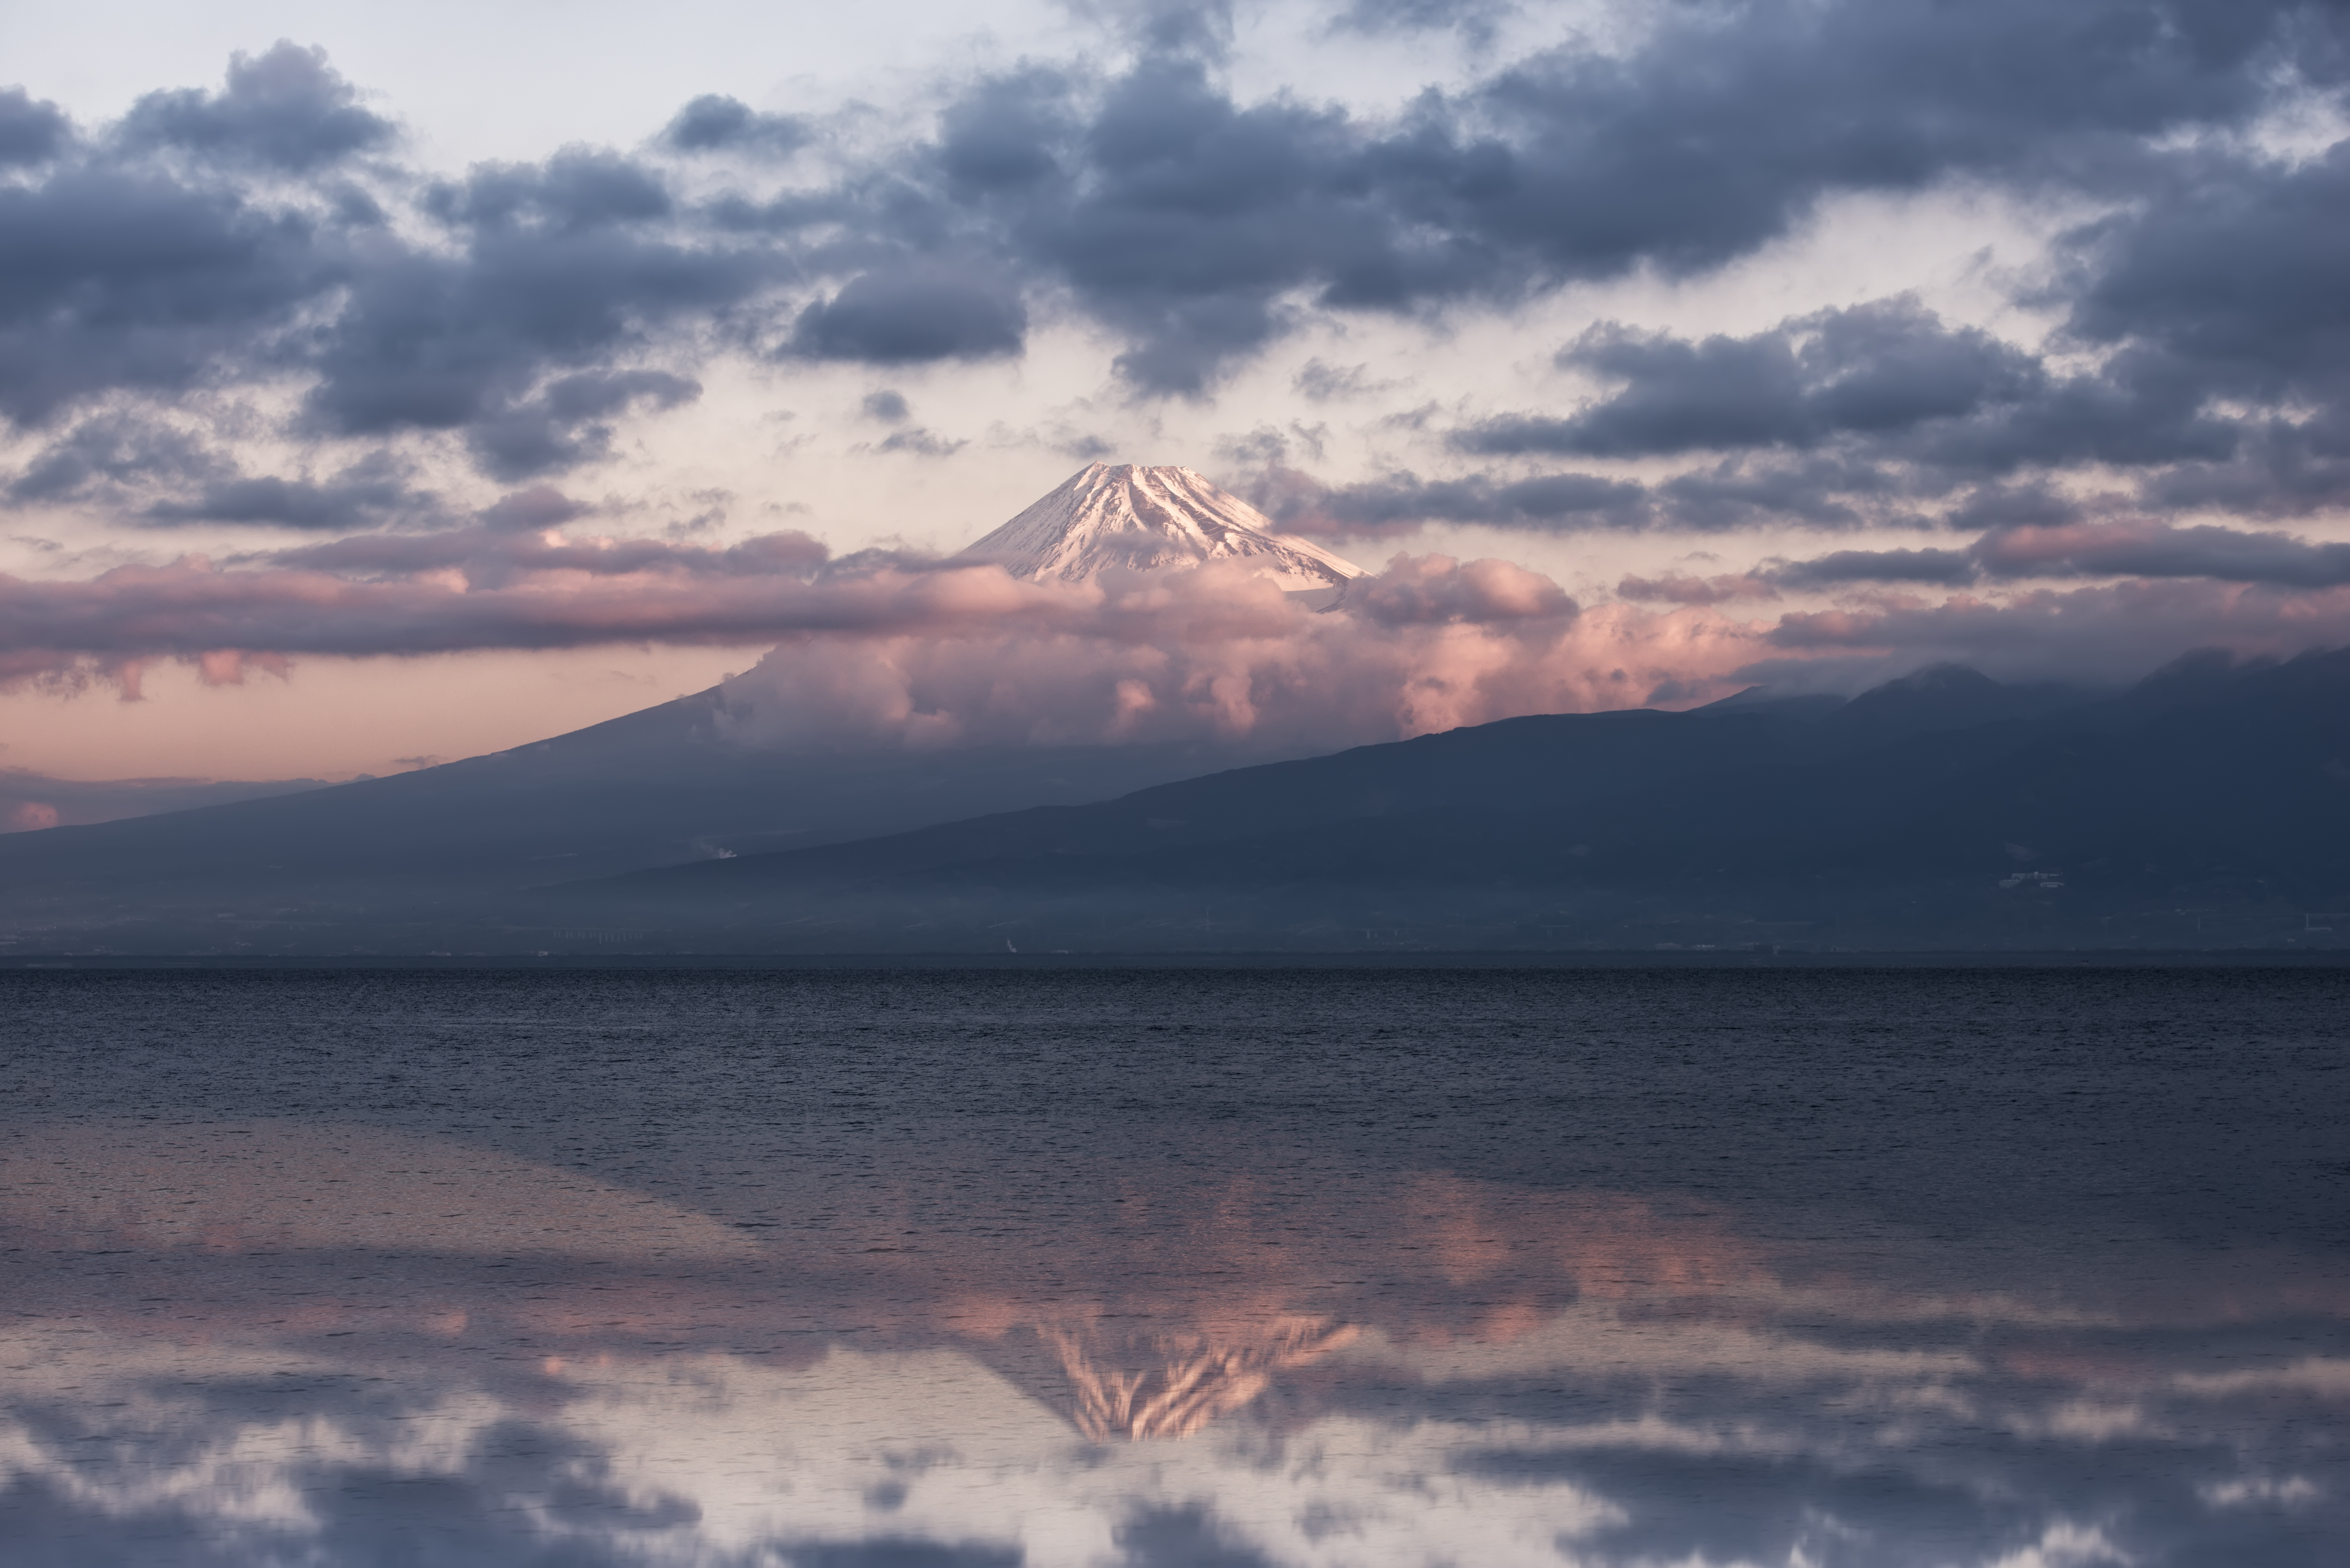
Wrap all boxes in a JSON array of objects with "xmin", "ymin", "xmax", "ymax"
[{"xmin": 5, "ymin": 0, "xmax": 2350, "ymax": 749}]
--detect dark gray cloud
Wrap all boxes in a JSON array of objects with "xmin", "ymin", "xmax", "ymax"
[
  {"xmin": 0, "ymin": 87, "xmax": 70, "ymax": 167},
  {"xmin": 0, "ymin": 117, "xmax": 764, "ymax": 480},
  {"xmin": 1458, "ymin": 300, "xmax": 2045, "ymax": 458},
  {"xmin": 1770, "ymin": 547, "xmax": 1979, "ymax": 587},
  {"xmin": 935, "ymin": 71, "xmax": 1075, "ymax": 193},
  {"xmin": 1247, "ymin": 464, "xmax": 1650, "ymax": 537},
  {"xmin": 1766, "ymin": 522, "xmax": 2350, "ymax": 591},
  {"xmin": 862, "ymin": 389, "xmax": 911, "ymax": 422},
  {"xmin": 2069, "ymin": 142, "xmax": 2350, "ymax": 397},
  {"xmin": 662, "ymin": 94, "xmax": 812, "ymax": 155},
  {"xmin": 789, "ymin": 266, "xmax": 1027, "ymax": 363},
  {"xmin": 0, "ymin": 3, "xmax": 2345, "ymax": 503},
  {"xmin": 973, "ymin": 0, "xmax": 2340, "ymax": 391},
  {"xmin": 304, "ymin": 163, "xmax": 766, "ymax": 453},
  {"xmin": 7, "ymin": 413, "xmax": 224, "ymax": 503},
  {"xmin": 136, "ymin": 449, "xmax": 435, "ymax": 531},
  {"xmin": 466, "ymin": 369, "xmax": 701, "ymax": 479},
  {"xmin": 0, "ymin": 170, "xmax": 337, "ymax": 425},
  {"xmin": 6, "ymin": 414, "xmax": 438, "ymax": 531},
  {"xmin": 1445, "ymin": 292, "xmax": 2261, "ymax": 531},
  {"xmin": 1650, "ymin": 457, "xmax": 1905, "ymax": 533},
  {"xmin": 422, "ymin": 149, "xmax": 671, "ymax": 231},
  {"xmin": 117, "ymin": 41, "xmax": 395, "ymax": 171},
  {"xmin": 1977, "ymin": 521, "xmax": 2350, "ymax": 587},
  {"xmin": 1252, "ymin": 449, "xmax": 1942, "ymax": 537}
]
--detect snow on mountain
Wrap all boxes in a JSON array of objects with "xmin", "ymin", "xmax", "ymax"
[{"xmin": 958, "ymin": 464, "xmax": 1364, "ymax": 594}]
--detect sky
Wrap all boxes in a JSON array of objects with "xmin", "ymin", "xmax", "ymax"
[{"xmin": 5, "ymin": 0, "xmax": 2350, "ymax": 781}]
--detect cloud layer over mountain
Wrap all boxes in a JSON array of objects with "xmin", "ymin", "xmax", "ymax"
[{"xmin": 5, "ymin": 2, "xmax": 2350, "ymax": 768}]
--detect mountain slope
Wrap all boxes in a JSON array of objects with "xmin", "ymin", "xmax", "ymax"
[
  {"xmin": 1, "ymin": 770, "xmax": 324, "ymax": 832},
  {"xmin": 539, "ymin": 652, "xmax": 2350, "ymax": 951},
  {"xmin": 0, "ymin": 688, "xmax": 1282, "ymax": 936}
]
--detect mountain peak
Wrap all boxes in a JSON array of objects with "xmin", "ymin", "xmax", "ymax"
[{"xmin": 958, "ymin": 463, "xmax": 1364, "ymax": 592}]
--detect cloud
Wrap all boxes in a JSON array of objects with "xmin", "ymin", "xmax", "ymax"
[
  {"xmin": 133, "ymin": 453, "xmax": 434, "ymax": 531},
  {"xmin": 1329, "ymin": 0, "xmax": 1516, "ymax": 47},
  {"xmin": 1762, "ymin": 577, "xmax": 2350, "ymax": 687},
  {"xmin": 1976, "ymin": 522, "xmax": 2350, "ymax": 587},
  {"xmin": 660, "ymin": 94, "xmax": 811, "ymax": 155},
  {"xmin": 1762, "ymin": 523, "xmax": 2350, "ymax": 591},
  {"xmin": 256, "ymin": 502, "xmax": 830, "ymax": 584},
  {"xmin": 116, "ymin": 42, "xmax": 395, "ymax": 171},
  {"xmin": 875, "ymin": 426, "xmax": 966, "ymax": 457},
  {"xmin": 0, "ymin": 169, "xmax": 339, "ymax": 426},
  {"xmin": 1458, "ymin": 300, "xmax": 2046, "ymax": 459},
  {"xmin": 464, "ymin": 368, "xmax": 702, "ymax": 479},
  {"xmin": 0, "ymin": 529, "xmax": 1088, "ymax": 691},
  {"xmin": 301, "ymin": 161, "xmax": 769, "ymax": 455},
  {"xmin": 1292, "ymin": 359, "xmax": 1393, "ymax": 402},
  {"xmin": 0, "ymin": 5, "xmax": 2340, "ymax": 490},
  {"xmin": 1770, "ymin": 547, "xmax": 1980, "ymax": 588},
  {"xmin": 711, "ymin": 556, "xmax": 1773, "ymax": 754},
  {"xmin": 0, "ymin": 0, "xmax": 2342, "ymax": 690},
  {"xmin": 7, "ymin": 413, "xmax": 224, "ymax": 503},
  {"xmin": 1247, "ymin": 464, "xmax": 1652, "ymax": 538},
  {"xmin": 789, "ymin": 266, "xmax": 1028, "ymax": 364},
  {"xmin": 1616, "ymin": 573, "xmax": 1780, "ymax": 606},
  {"xmin": 930, "ymin": 0, "xmax": 2343, "ymax": 391},
  {"xmin": 2068, "ymin": 139, "xmax": 2350, "ymax": 403},
  {"xmin": 0, "ymin": 87, "xmax": 70, "ymax": 167}
]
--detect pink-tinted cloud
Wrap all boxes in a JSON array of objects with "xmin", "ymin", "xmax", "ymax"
[
  {"xmin": 1616, "ymin": 572, "xmax": 1782, "ymax": 606},
  {"xmin": 1764, "ymin": 578, "xmax": 2350, "ymax": 686},
  {"xmin": 717, "ymin": 556, "xmax": 1781, "ymax": 752},
  {"xmin": 254, "ymin": 510, "xmax": 833, "ymax": 585},
  {"xmin": 0, "ymin": 543, "xmax": 1087, "ymax": 690},
  {"xmin": 10, "ymin": 502, "xmax": 2350, "ymax": 740},
  {"xmin": 1971, "ymin": 521, "xmax": 2350, "ymax": 586}
]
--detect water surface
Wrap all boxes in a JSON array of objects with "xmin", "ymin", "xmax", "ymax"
[{"xmin": 2, "ymin": 967, "xmax": 2344, "ymax": 1565}]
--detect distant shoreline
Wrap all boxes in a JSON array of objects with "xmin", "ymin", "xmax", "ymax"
[{"xmin": 7, "ymin": 949, "xmax": 2350, "ymax": 971}]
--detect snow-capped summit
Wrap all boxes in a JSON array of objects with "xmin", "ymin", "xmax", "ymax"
[{"xmin": 958, "ymin": 464, "xmax": 1363, "ymax": 593}]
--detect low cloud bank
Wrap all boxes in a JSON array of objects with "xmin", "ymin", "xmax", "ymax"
[
  {"xmin": 716, "ymin": 555, "xmax": 1626, "ymax": 752},
  {"xmin": 10, "ymin": 502, "xmax": 2350, "ymax": 736}
]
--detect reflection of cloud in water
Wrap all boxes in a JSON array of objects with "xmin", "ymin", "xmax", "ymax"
[{"xmin": 0, "ymin": 1119, "xmax": 2344, "ymax": 1565}]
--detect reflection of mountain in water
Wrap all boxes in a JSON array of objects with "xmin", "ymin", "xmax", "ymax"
[{"xmin": 1047, "ymin": 1317, "xmax": 1359, "ymax": 1439}]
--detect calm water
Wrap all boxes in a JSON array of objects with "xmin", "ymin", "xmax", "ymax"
[{"xmin": 1, "ymin": 966, "xmax": 2344, "ymax": 1566}]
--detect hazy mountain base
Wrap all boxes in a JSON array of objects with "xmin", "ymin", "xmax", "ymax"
[
  {"xmin": 11, "ymin": 652, "xmax": 2348, "ymax": 957},
  {"xmin": 0, "ymin": 770, "xmax": 323, "ymax": 832},
  {"xmin": 7, "ymin": 872, "xmax": 2329, "ymax": 957},
  {"xmin": 478, "ymin": 650, "xmax": 2350, "ymax": 955},
  {"xmin": 0, "ymin": 692, "xmax": 1307, "ymax": 942}
]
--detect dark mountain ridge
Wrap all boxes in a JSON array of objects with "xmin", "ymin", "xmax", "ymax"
[
  {"xmin": 6, "ymin": 650, "xmax": 2340, "ymax": 954},
  {"xmin": 528, "ymin": 649, "xmax": 2350, "ymax": 953}
]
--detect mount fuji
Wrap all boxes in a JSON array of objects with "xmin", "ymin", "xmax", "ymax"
[
  {"xmin": 0, "ymin": 462, "xmax": 1365, "ymax": 949},
  {"xmin": 958, "ymin": 464, "xmax": 1363, "ymax": 597}
]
